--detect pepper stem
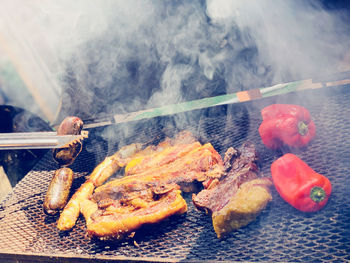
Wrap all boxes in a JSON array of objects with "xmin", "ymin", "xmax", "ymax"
[
  {"xmin": 310, "ymin": 186, "xmax": 326, "ymax": 203},
  {"xmin": 298, "ymin": 121, "xmax": 308, "ymax": 136}
]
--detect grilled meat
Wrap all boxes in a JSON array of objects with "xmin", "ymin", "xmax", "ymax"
[
  {"xmin": 192, "ymin": 142, "xmax": 272, "ymax": 238},
  {"xmin": 212, "ymin": 177, "xmax": 272, "ymax": 238},
  {"xmin": 83, "ymin": 183, "xmax": 187, "ymax": 240},
  {"xmin": 57, "ymin": 181, "xmax": 95, "ymax": 231},
  {"xmin": 193, "ymin": 142, "xmax": 259, "ymax": 212},
  {"xmin": 96, "ymin": 142, "xmax": 224, "ymax": 194},
  {"xmin": 43, "ymin": 168, "xmax": 74, "ymax": 215},
  {"xmin": 52, "ymin": 116, "xmax": 84, "ymax": 166},
  {"xmin": 57, "ymin": 131, "xmax": 204, "ymax": 231},
  {"xmin": 59, "ymin": 131, "xmax": 270, "ymax": 240},
  {"xmin": 56, "ymin": 116, "xmax": 84, "ymax": 135},
  {"xmin": 57, "ymin": 143, "xmax": 144, "ymax": 231},
  {"xmin": 79, "ymin": 131, "xmax": 224, "ymax": 240}
]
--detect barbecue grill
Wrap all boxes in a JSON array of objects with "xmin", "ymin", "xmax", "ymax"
[{"xmin": 1, "ymin": 83, "xmax": 350, "ymax": 262}]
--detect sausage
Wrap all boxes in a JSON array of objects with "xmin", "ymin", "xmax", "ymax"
[
  {"xmin": 52, "ymin": 116, "xmax": 84, "ymax": 166},
  {"xmin": 52, "ymin": 142, "xmax": 82, "ymax": 166},
  {"xmin": 56, "ymin": 116, "xmax": 83, "ymax": 135},
  {"xmin": 43, "ymin": 168, "xmax": 74, "ymax": 215}
]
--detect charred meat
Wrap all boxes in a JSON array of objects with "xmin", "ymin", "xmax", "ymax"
[{"xmin": 192, "ymin": 142, "xmax": 272, "ymax": 238}]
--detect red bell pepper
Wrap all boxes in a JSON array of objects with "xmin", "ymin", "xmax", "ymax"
[
  {"xmin": 258, "ymin": 104, "xmax": 316, "ymax": 149},
  {"xmin": 271, "ymin": 153, "xmax": 331, "ymax": 212}
]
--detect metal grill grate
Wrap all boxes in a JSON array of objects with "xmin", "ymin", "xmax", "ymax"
[{"xmin": 1, "ymin": 84, "xmax": 350, "ymax": 262}]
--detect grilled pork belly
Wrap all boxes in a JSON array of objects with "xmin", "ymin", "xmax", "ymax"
[
  {"xmin": 80, "ymin": 131, "xmax": 225, "ymax": 240},
  {"xmin": 83, "ymin": 183, "xmax": 187, "ymax": 240},
  {"xmin": 96, "ymin": 142, "xmax": 224, "ymax": 194},
  {"xmin": 192, "ymin": 142, "xmax": 272, "ymax": 238}
]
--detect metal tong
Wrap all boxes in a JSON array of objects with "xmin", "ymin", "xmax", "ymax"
[{"xmin": 0, "ymin": 130, "xmax": 89, "ymax": 150}]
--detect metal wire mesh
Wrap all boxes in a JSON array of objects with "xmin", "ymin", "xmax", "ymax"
[{"xmin": 1, "ymin": 84, "xmax": 350, "ymax": 262}]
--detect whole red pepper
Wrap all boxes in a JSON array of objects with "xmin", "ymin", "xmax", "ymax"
[
  {"xmin": 258, "ymin": 104, "xmax": 316, "ymax": 149},
  {"xmin": 271, "ymin": 153, "xmax": 332, "ymax": 212}
]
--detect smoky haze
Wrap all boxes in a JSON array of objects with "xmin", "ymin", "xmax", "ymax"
[{"xmin": 1, "ymin": 0, "xmax": 350, "ymax": 121}]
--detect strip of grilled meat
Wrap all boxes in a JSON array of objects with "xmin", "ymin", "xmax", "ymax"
[
  {"xmin": 83, "ymin": 183, "xmax": 187, "ymax": 240},
  {"xmin": 95, "ymin": 142, "xmax": 224, "ymax": 194},
  {"xmin": 192, "ymin": 142, "xmax": 272, "ymax": 238}
]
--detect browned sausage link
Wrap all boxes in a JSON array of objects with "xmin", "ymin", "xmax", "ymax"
[
  {"xmin": 52, "ymin": 116, "xmax": 84, "ymax": 166},
  {"xmin": 56, "ymin": 116, "xmax": 83, "ymax": 135},
  {"xmin": 52, "ymin": 142, "xmax": 82, "ymax": 166},
  {"xmin": 43, "ymin": 168, "xmax": 74, "ymax": 215}
]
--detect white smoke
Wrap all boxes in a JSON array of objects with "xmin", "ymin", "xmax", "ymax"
[
  {"xmin": 0, "ymin": 0, "xmax": 349, "ymax": 122},
  {"xmin": 206, "ymin": 0, "xmax": 350, "ymax": 83}
]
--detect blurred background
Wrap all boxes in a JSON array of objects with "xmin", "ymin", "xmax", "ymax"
[{"xmin": 0, "ymin": 0, "xmax": 349, "ymax": 124}]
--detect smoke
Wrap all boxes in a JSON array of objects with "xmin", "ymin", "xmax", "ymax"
[
  {"xmin": 206, "ymin": 0, "xmax": 350, "ymax": 83},
  {"xmin": 1, "ymin": 0, "xmax": 350, "ymax": 123}
]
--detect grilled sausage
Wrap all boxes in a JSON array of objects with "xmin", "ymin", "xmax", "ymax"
[
  {"xmin": 56, "ymin": 116, "xmax": 83, "ymax": 135},
  {"xmin": 43, "ymin": 168, "xmax": 74, "ymax": 215},
  {"xmin": 52, "ymin": 116, "xmax": 84, "ymax": 166}
]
